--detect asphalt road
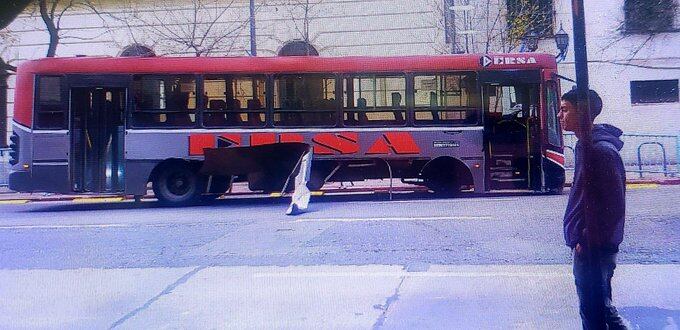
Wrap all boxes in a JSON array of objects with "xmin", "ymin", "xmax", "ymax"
[
  {"xmin": 1, "ymin": 185, "xmax": 679, "ymax": 329},
  {"xmin": 1, "ymin": 185, "xmax": 678, "ymax": 270}
]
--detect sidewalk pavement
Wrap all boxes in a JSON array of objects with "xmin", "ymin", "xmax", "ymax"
[{"xmin": 0, "ymin": 264, "xmax": 677, "ymax": 329}]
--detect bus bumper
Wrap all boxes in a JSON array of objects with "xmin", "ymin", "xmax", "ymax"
[{"xmin": 8, "ymin": 170, "xmax": 32, "ymax": 192}]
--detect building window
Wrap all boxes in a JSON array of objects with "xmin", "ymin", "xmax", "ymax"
[
  {"xmin": 34, "ymin": 75, "xmax": 66, "ymax": 129},
  {"xmin": 624, "ymin": 0, "xmax": 677, "ymax": 34},
  {"xmin": 506, "ymin": 0, "xmax": 554, "ymax": 38},
  {"xmin": 630, "ymin": 80, "xmax": 679, "ymax": 104}
]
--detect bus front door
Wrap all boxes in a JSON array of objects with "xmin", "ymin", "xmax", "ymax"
[
  {"xmin": 70, "ymin": 87, "xmax": 126, "ymax": 193},
  {"xmin": 483, "ymin": 84, "xmax": 541, "ymax": 191}
]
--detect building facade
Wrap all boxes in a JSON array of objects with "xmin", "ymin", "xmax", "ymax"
[{"xmin": 1, "ymin": 0, "xmax": 678, "ymax": 143}]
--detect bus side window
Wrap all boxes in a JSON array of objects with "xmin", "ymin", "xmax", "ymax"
[
  {"xmin": 34, "ymin": 76, "xmax": 66, "ymax": 130},
  {"xmin": 343, "ymin": 75, "xmax": 406, "ymax": 127},
  {"xmin": 273, "ymin": 74, "xmax": 337, "ymax": 127},
  {"xmin": 131, "ymin": 75, "xmax": 197, "ymax": 128},
  {"xmin": 413, "ymin": 73, "xmax": 480, "ymax": 126}
]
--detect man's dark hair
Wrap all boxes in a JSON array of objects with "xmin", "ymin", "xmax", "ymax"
[{"xmin": 561, "ymin": 89, "xmax": 603, "ymax": 120}]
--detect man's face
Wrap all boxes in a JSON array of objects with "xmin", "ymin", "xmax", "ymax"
[{"xmin": 558, "ymin": 100, "xmax": 579, "ymax": 132}]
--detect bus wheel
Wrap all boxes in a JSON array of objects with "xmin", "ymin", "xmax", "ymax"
[
  {"xmin": 153, "ymin": 163, "xmax": 205, "ymax": 206},
  {"xmin": 425, "ymin": 171, "xmax": 461, "ymax": 196}
]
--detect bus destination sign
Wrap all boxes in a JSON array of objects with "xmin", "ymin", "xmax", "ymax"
[{"xmin": 480, "ymin": 55, "xmax": 537, "ymax": 68}]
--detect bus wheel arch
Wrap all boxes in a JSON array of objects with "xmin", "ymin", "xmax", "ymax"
[
  {"xmin": 420, "ymin": 157, "xmax": 473, "ymax": 195},
  {"xmin": 150, "ymin": 158, "xmax": 206, "ymax": 205}
]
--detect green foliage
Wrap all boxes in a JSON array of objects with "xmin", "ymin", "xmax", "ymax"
[{"xmin": 506, "ymin": 0, "xmax": 553, "ymax": 44}]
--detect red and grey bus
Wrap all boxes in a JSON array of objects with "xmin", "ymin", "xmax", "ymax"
[{"xmin": 8, "ymin": 53, "xmax": 565, "ymax": 204}]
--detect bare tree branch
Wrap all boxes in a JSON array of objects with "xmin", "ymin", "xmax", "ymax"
[
  {"xmin": 92, "ymin": 0, "xmax": 247, "ymax": 57},
  {"xmin": 39, "ymin": 0, "xmax": 59, "ymax": 56}
]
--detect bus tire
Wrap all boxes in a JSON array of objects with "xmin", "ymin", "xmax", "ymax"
[
  {"xmin": 152, "ymin": 162, "xmax": 205, "ymax": 206},
  {"xmin": 421, "ymin": 157, "xmax": 472, "ymax": 197},
  {"xmin": 425, "ymin": 171, "xmax": 461, "ymax": 196}
]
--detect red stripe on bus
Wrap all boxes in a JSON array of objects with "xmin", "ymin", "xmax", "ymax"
[
  {"xmin": 545, "ymin": 150, "xmax": 565, "ymax": 166},
  {"xmin": 367, "ymin": 132, "xmax": 420, "ymax": 155},
  {"xmin": 250, "ymin": 133, "xmax": 276, "ymax": 146},
  {"xmin": 312, "ymin": 132, "xmax": 359, "ymax": 155},
  {"xmin": 16, "ymin": 54, "xmax": 557, "ymax": 76},
  {"xmin": 279, "ymin": 133, "xmax": 304, "ymax": 143},
  {"xmin": 189, "ymin": 134, "xmax": 216, "ymax": 156}
]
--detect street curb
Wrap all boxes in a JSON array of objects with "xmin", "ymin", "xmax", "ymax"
[
  {"xmin": 626, "ymin": 178, "xmax": 680, "ymax": 185},
  {"xmin": 0, "ymin": 186, "xmax": 425, "ymax": 203},
  {"xmin": 564, "ymin": 178, "xmax": 680, "ymax": 188}
]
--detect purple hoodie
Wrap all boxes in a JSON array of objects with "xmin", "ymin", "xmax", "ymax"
[{"xmin": 563, "ymin": 124, "xmax": 626, "ymax": 252}]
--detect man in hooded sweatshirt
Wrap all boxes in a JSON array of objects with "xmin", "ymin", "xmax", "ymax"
[{"xmin": 558, "ymin": 89, "xmax": 628, "ymax": 329}]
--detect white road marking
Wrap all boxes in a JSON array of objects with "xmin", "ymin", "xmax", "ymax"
[
  {"xmin": 72, "ymin": 197, "xmax": 125, "ymax": 203},
  {"xmin": 0, "ymin": 220, "xmax": 250, "ymax": 230},
  {"xmin": 0, "ymin": 223, "xmax": 131, "ymax": 230},
  {"xmin": 253, "ymin": 271, "xmax": 569, "ymax": 278},
  {"xmin": 293, "ymin": 215, "xmax": 493, "ymax": 223},
  {"xmin": 344, "ymin": 198, "xmax": 517, "ymax": 205}
]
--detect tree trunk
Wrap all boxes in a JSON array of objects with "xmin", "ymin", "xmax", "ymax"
[{"xmin": 39, "ymin": 0, "xmax": 59, "ymax": 57}]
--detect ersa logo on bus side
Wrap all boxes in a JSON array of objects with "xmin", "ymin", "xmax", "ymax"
[{"xmin": 480, "ymin": 55, "xmax": 537, "ymax": 67}]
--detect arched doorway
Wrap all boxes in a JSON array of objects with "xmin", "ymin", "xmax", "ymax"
[
  {"xmin": 278, "ymin": 40, "xmax": 319, "ymax": 56},
  {"xmin": 119, "ymin": 44, "xmax": 156, "ymax": 57}
]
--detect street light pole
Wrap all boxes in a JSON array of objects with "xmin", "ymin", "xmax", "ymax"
[
  {"xmin": 249, "ymin": 0, "xmax": 257, "ymax": 56},
  {"xmin": 571, "ymin": 0, "xmax": 595, "ymax": 252}
]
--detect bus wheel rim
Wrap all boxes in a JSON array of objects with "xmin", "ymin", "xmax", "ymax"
[{"xmin": 167, "ymin": 172, "xmax": 192, "ymax": 196}]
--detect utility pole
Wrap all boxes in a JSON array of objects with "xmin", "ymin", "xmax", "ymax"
[
  {"xmin": 0, "ymin": 69, "xmax": 7, "ymax": 147},
  {"xmin": 0, "ymin": 58, "xmax": 9, "ymax": 148},
  {"xmin": 571, "ymin": 0, "xmax": 595, "ymax": 251},
  {"xmin": 249, "ymin": 0, "xmax": 257, "ymax": 56}
]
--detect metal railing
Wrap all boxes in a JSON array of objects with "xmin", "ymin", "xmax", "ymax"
[{"xmin": 563, "ymin": 133, "xmax": 679, "ymax": 179}]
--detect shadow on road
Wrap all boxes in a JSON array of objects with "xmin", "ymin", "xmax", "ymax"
[{"xmin": 19, "ymin": 190, "xmax": 551, "ymax": 213}]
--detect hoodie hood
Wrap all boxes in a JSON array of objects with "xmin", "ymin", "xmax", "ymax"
[{"xmin": 592, "ymin": 124, "xmax": 624, "ymax": 151}]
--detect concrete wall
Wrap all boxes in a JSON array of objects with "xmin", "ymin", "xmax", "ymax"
[{"xmin": 550, "ymin": 0, "xmax": 680, "ymax": 135}]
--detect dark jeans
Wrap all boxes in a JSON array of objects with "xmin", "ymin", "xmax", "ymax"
[{"xmin": 573, "ymin": 248, "xmax": 628, "ymax": 330}]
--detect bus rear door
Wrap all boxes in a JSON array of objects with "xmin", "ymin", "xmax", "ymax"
[{"xmin": 68, "ymin": 75, "xmax": 129, "ymax": 193}]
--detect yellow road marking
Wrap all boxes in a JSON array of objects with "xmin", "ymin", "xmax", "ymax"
[
  {"xmin": 270, "ymin": 191, "xmax": 324, "ymax": 197},
  {"xmin": 0, "ymin": 199, "xmax": 29, "ymax": 205},
  {"xmin": 72, "ymin": 197, "xmax": 125, "ymax": 203},
  {"xmin": 626, "ymin": 183, "xmax": 659, "ymax": 190}
]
